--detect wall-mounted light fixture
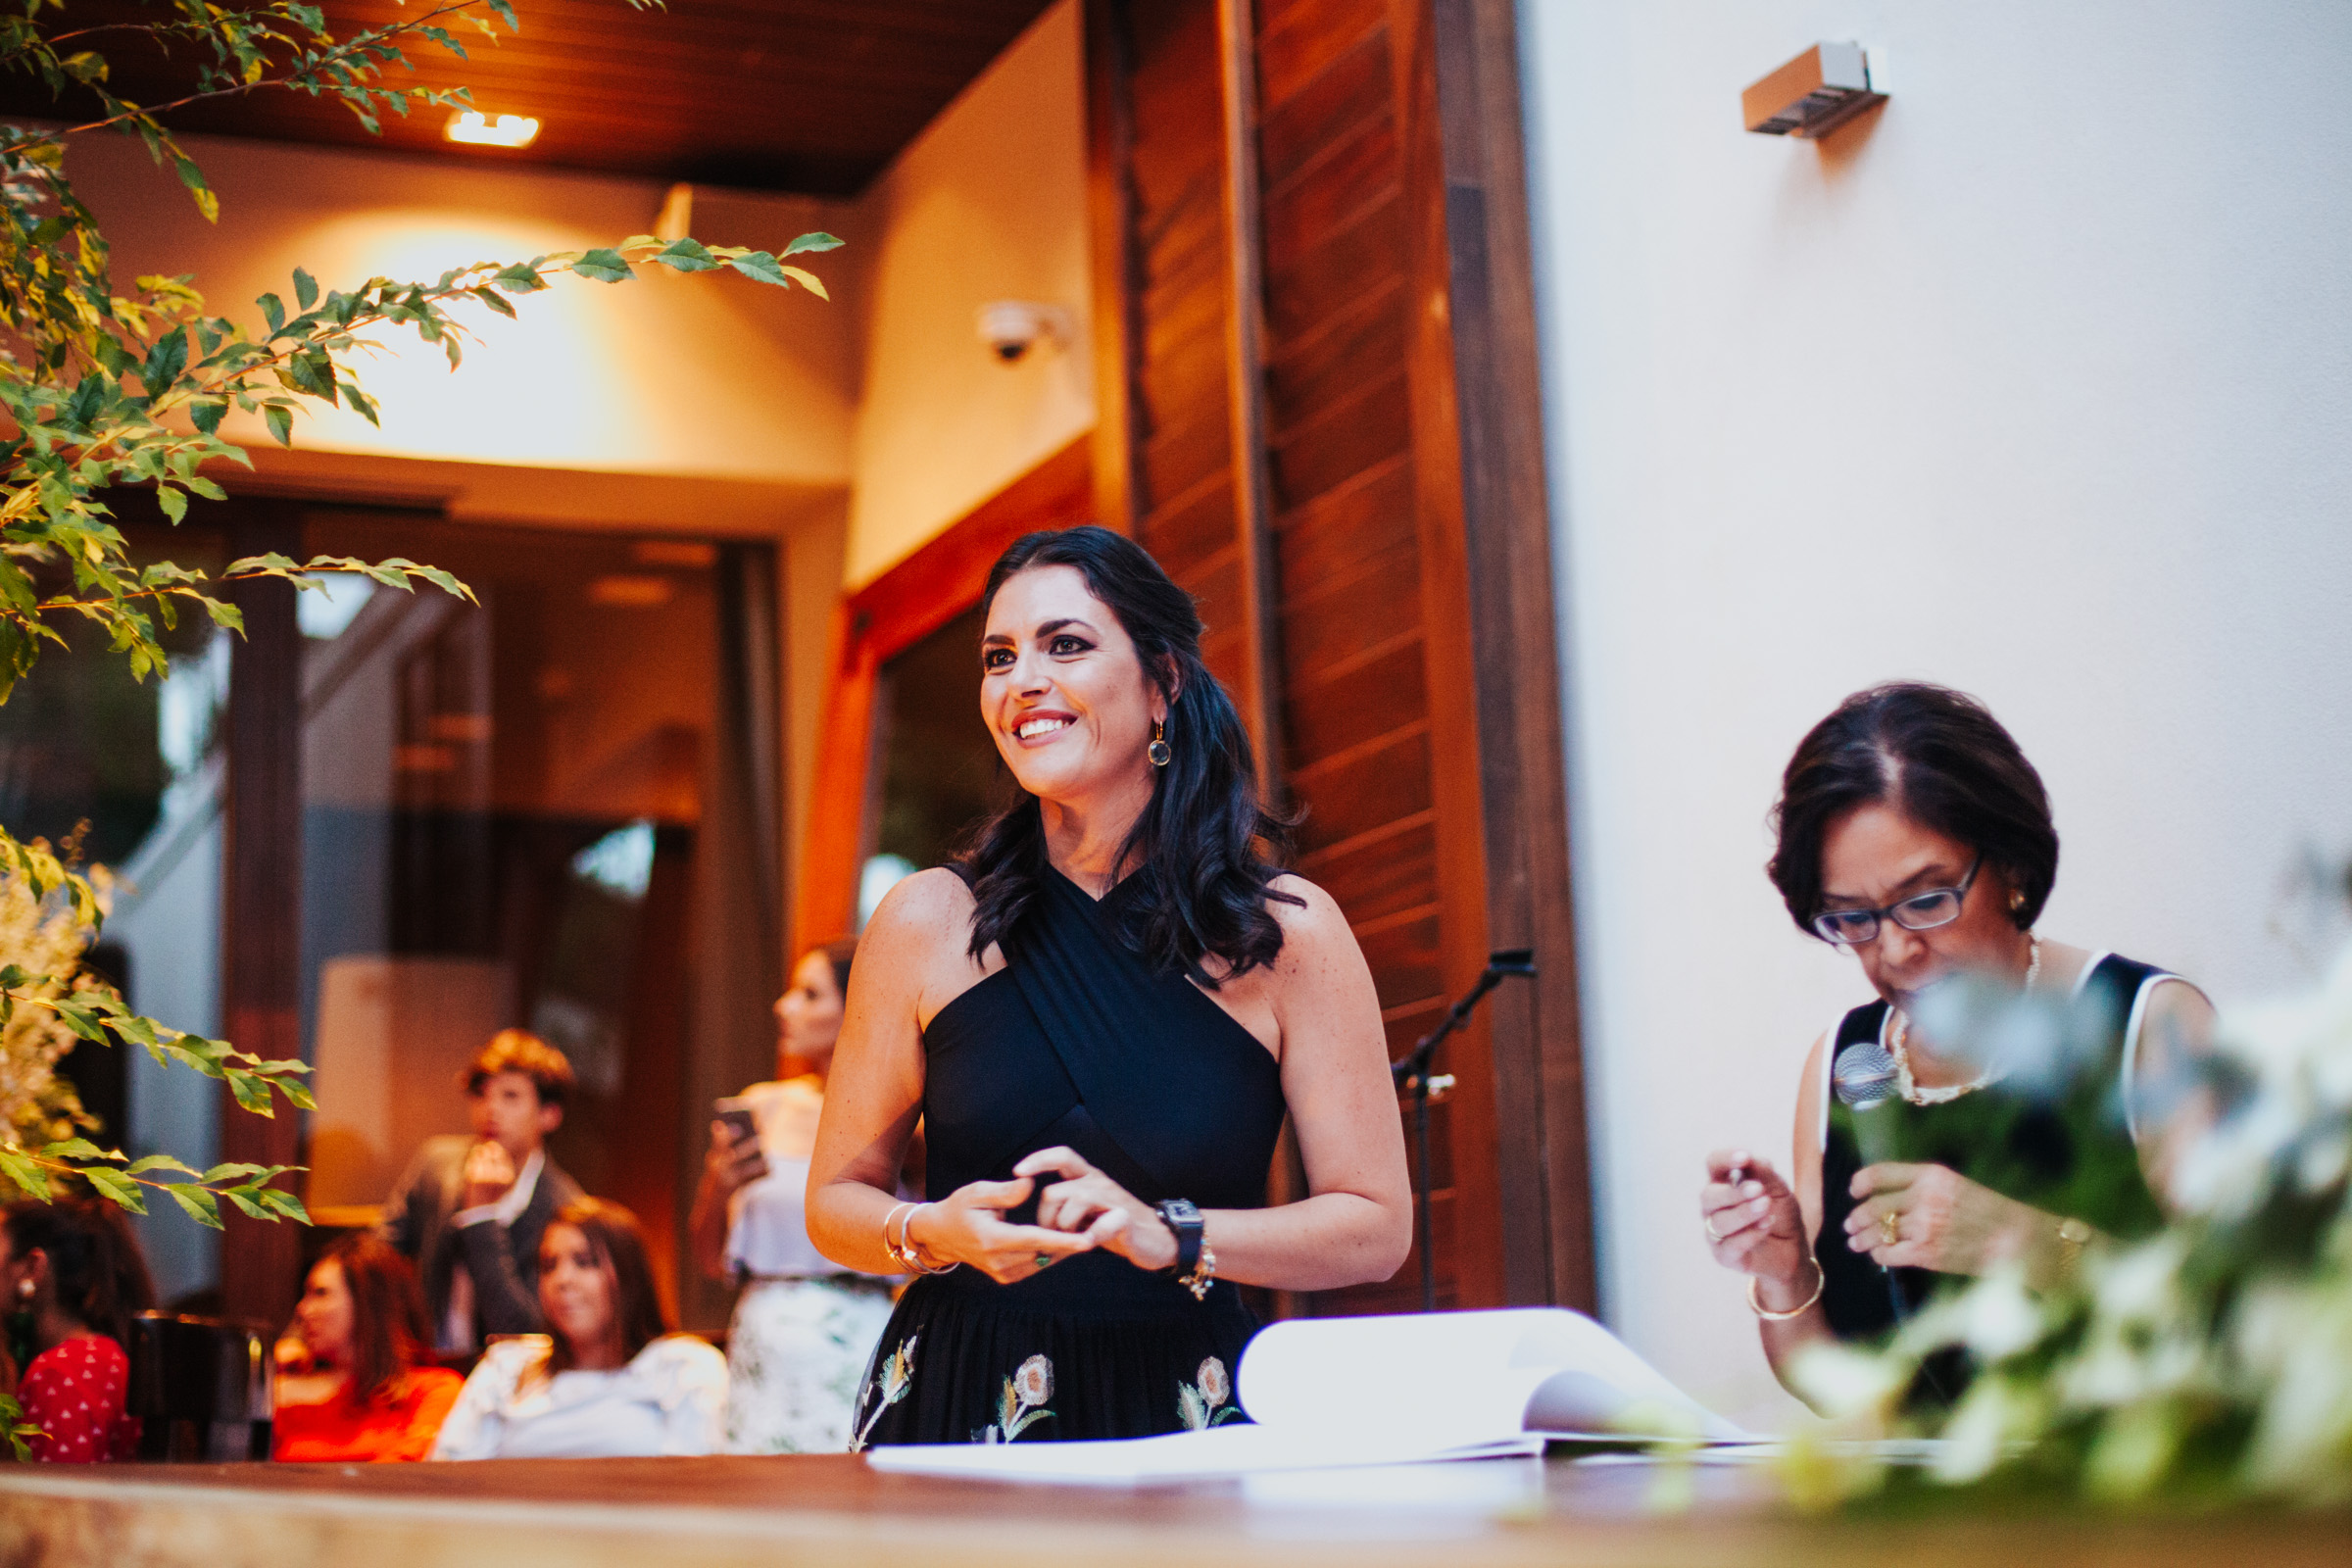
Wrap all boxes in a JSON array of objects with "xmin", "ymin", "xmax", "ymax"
[
  {"xmin": 1742, "ymin": 42, "xmax": 1885, "ymax": 138},
  {"xmin": 446, "ymin": 111, "xmax": 542, "ymax": 148}
]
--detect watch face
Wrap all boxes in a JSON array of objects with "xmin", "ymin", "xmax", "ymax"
[{"xmin": 1162, "ymin": 1200, "xmax": 1200, "ymax": 1224}]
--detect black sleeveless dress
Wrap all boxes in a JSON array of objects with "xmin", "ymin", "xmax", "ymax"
[
  {"xmin": 849, "ymin": 866, "xmax": 1290, "ymax": 1447},
  {"xmin": 1816, "ymin": 953, "xmax": 2184, "ymax": 1400}
]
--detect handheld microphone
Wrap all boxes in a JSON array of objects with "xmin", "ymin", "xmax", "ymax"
[{"xmin": 1831, "ymin": 1040, "xmax": 1908, "ymax": 1321}]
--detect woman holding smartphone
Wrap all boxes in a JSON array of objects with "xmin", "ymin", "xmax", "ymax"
[{"xmin": 688, "ymin": 937, "xmax": 899, "ymax": 1452}]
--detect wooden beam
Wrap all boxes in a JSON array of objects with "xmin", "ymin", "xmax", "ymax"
[
  {"xmin": 1214, "ymin": 0, "xmax": 1283, "ymax": 798},
  {"xmin": 1407, "ymin": 0, "xmax": 1596, "ymax": 1310},
  {"xmin": 790, "ymin": 438, "xmax": 1096, "ymax": 950},
  {"xmin": 218, "ymin": 501, "xmax": 306, "ymax": 1327},
  {"xmin": 1083, "ymin": 0, "xmax": 1141, "ymax": 536}
]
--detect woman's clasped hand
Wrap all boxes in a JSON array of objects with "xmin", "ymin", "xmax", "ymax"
[
  {"xmin": 1838, "ymin": 1161, "xmax": 2048, "ymax": 1276},
  {"xmin": 900, "ymin": 1153, "xmax": 1127, "ymax": 1285}
]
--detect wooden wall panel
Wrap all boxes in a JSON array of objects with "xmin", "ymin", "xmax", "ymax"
[{"xmin": 1084, "ymin": 0, "xmax": 1587, "ymax": 1316}]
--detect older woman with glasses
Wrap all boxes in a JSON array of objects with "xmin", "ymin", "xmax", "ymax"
[{"xmin": 1699, "ymin": 682, "xmax": 2215, "ymax": 1404}]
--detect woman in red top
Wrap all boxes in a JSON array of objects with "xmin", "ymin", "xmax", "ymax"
[
  {"xmin": 0, "ymin": 1198, "xmax": 154, "ymax": 1463},
  {"xmin": 271, "ymin": 1234, "xmax": 461, "ymax": 1462}
]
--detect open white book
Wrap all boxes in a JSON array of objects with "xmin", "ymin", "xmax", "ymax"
[{"xmin": 862, "ymin": 1307, "xmax": 1756, "ymax": 1484}]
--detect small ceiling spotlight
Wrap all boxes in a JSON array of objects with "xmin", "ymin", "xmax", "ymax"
[
  {"xmin": 1742, "ymin": 42, "xmax": 1886, "ymax": 138},
  {"xmin": 976, "ymin": 301, "xmax": 1073, "ymax": 365},
  {"xmin": 446, "ymin": 111, "xmax": 542, "ymax": 148}
]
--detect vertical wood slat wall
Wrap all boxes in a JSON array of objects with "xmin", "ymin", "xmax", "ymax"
[{"xmin": 1086, "ymin": 0, "xmax": 1591, "ymax": 1314}]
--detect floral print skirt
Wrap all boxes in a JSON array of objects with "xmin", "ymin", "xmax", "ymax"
[
  {"xmin": 849, "ymin": 1258, "xmax": 1257, "ymax": 1447},
  {"xmin": 724, "ymin": 1275, "xmax": 898, "ymax": 1454}
]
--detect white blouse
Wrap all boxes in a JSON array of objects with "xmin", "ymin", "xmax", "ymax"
[
  {"xmin": 724, "ymin": 1076, "xmax": 845, "ymax": 1278},
  {"xmin": 429, "ymin": 1335, "xmax": 727, "ymax": 1460}
]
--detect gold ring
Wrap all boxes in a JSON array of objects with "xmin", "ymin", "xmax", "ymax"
[
  {"xmin": 1703, "ymin": 1212, "xmax": 1732, "ymax": 1242},
  {"xmin": 1879, "ymin": 1211, "xmax": 1900, "ymax": 1248}
]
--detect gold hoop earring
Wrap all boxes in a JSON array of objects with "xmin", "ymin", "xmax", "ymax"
[{"xmin": 1148, "ymin": 720, "xmax": 1171, "ymax": 768}]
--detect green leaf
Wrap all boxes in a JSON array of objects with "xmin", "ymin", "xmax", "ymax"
[
  {"xmin": 293, "ymin": 268, "xmax": 318, "ymax": 310},
  {"xmin": 173, "ymin": 156, "xmax": 219, "ymax": 223},
  {"xmin": 726, "ymin": 251, "xmax": 790, "ymax": 287},
  {"xmin": 157, "ymin": 486, "xmax": 187, "ymax": 524},
  {"xmin": 782, "ymin": 232, "xmax": 845, "ymax": 256},
  {"xmin": 570, "ymin": 249, "xmax": 635, "ymax": 284},
  {"xmin": 222, "ymin": 1069, "xmax": 274, "ymax": 1116},
  {"xmin": 38, "ymin": 1139, "xmax": 115, "ymax": 1162},
  {"xmin": 220, "ymin": 1186, "xmax": 271, "ymax": 1221},
  {"xmin": 649, "ymin": 238, "xmax": 718, "ymax": 272},
  {"xmin": 164, "ymin": 1185, "xmax": 223, "ymax": 1230},
  {"xmin": 123, "ymin": 1154, "xmax": 198, "ymax": 1178},
  {"xmin": 493, "ymin": 264, "xmax": 550, "ymax": 294},
  {"xmin": 0, "ymin": 1152, "xmax": 51, "ymax": 1200},
  {"xmin": 189, "ymin": 399, "xmax": 226, "ymax": 437},
  {"xmin": 265, "ymin": 404, "xmax": 294, "ymax": 447},
  {"xmin": 82, "ymin": 1168, "xmax": 147, "ymax": 1214},
  {"xmin": 258, "ymin": 292, "xmax": 285, "ymax": 335},
  {"xmin": 257, "ymin": 1188, "xmax": 312, "ymax": 1224},
  {"xmin": 468, "ymin": 286, "xmax": 517, "ymax": 318}
]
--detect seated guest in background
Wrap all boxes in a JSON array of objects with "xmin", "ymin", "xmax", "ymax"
[
  {"xmin": 808, "ymin": 526, "xmax": 1411, "ymax": 1446},
  {"xmin": 272, "ymin": 1234, "xmax": 463, "ymax": 1462},
  {"xmin": 1700, "ymin": 682, "xmax": 2216, "ymax": 1403},
  {"xmin": 380, "ymin": 1030, "xmax": 584, "ymax": 1353},
  {"xmin": 431, "ymin": 1198, "xmax": 725, "ymax": 1459},
  {"xmin": 0, "ymin": 1197, "xmax": 154, "ymax": 1462},
  {"xmin": 689, "ymin": 936, "xmax": 901, "ymax": 1454}
]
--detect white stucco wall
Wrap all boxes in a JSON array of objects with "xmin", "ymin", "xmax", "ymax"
[
  {"xmin": 1518, "ymin": 1, "xmax": 2352, "ymax": 1426},
  {"xmin": 843, "ymin": 0, "xmax": 1094, "ymax": 587}
]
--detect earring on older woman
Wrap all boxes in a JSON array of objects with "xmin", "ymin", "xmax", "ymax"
[{"xmin": 1148, "ymin": 721, "xmax": 1171, "ymax": 768}]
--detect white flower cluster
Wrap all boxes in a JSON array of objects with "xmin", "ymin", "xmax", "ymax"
[{"xmin": 1794, "ymin": 938, "xmax": 2352, "ymax": 1505}]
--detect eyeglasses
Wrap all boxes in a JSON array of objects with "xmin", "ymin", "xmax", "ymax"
[{"xmin": 1811, "ymin": 857, "xmax": 1982, "ymax": 946}]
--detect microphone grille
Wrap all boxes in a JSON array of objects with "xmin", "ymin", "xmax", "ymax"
[{"xmin": 1833, "ymin": 1043, "xmax": 1899, "ymax": 1109}]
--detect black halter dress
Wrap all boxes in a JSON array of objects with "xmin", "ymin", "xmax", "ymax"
[
  {"xmin": 1816, "ymin": 953, "xmax": 2185, "ymax": 1402},
  {"xmin": 850, "ymin": 866, "xmax": 1289, "ymax": 1447}
]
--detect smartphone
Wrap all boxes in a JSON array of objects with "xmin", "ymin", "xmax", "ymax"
[{"xmin": 713, "ymin": 1098, "xmax": 759, "ymax": 1151}]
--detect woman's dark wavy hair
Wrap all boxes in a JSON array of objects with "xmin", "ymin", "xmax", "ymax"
[
  {"xmin": 3, "ymin": 1196, "xmax": 155, "ymax": 1349},
  {"xmin": 309, "ymin": 1232, "xmax": 433, "ymax": 1405},
  {"xmin": 1767, "ymin": 681, "xmax": 2059, "ymax": 938},
  {"xmin": 959, "ymin": 525, "xmax": 1299, "ymax": 984}
]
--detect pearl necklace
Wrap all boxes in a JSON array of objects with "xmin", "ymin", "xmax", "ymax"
[{"xmin": 1886, "ymin": 932, "xmax": 2041, "ymax": 1106}]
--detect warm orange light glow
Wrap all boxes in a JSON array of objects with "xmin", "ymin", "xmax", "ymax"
[{"xmin": 446, "ymin": 111, "xmax": 541, "ymax": 148}]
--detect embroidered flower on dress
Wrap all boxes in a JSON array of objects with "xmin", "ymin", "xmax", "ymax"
[
  {"xmin": 849, "ymin": 1332, "xmax": 919, "ymax": 1453},
  {"xmin": 1177, "ymin": 1355, "xmax": 1241, "ymax": 1431},
  {"xmin": 973, "ymin": 1353, "xmax": 1055, "ymax": 1444},
  {"xmin": 1012, "ymin": 1353, "xmax": 1053, "ymax": 1409}
]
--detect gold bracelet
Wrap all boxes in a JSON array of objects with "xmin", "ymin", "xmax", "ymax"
[
  {"xmin": 889, "ymin": 1201, "xmax": 959, "ymax": 1276},
  {"xmin": 1746, "ymin": 1256, "xmax": 1825, "ymax": 1321},
  {"xmin": 1178, "ymin": 1238, "xmax": 1217, "ymax": 1301},
  {"xmin": 881, "ymin": 1201, "xmax": 913, "ymax": 1268}
]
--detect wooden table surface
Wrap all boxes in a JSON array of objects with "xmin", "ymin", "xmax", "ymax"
[{"xmin": 3, "ymin": 1451, "xmax": 2347, "ymax": 1568}]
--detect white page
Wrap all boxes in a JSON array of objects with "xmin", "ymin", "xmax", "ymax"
[
  {"xmin": 1238, "ymin": 1309, "xmax": 1754, "ymax": 1446},
  {"xmin": 863, "ymin": 1424, "xmax": 1544, "ymax": 1485}
]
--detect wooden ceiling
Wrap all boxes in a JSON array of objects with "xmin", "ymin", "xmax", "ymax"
[{"xmin": 0, "ymin": 0, "xmax": 1058, "ymax": 195}]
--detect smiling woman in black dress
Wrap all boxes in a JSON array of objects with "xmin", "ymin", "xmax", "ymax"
[{"xmin": 806, "ymin": 526, "xmax": 1412, "ymax": 1446}]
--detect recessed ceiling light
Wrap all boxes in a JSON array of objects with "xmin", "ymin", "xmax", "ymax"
[{"xmin": 446, "ymin": 111, "xmax": 541, "ymax": 148}]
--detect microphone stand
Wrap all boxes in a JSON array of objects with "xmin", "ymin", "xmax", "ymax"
[{"xmin": 1391, "ymin": 950, "xmax": 1537, "ymax": 1312}]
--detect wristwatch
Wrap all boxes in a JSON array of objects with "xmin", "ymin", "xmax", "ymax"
[{"xmin": 1154, "ymin": 1199, "xmax": 1203, "ymax": 1283}]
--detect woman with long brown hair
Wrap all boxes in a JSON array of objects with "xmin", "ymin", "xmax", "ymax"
[
  {"xmin": 272, "ymin": 1234, "xmax": 462, "ymax": 1462},
  {"xmin": 431, "ymin": 1198, "xmax": 725, "ymax": 1459},
  {"xmin": 808, "ymin": 526, "xmax": 1410, "ymax": 1446}
]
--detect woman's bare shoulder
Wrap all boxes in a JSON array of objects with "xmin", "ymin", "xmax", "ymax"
[
  {"xmin": 861, "ymin": 867, "xmax": 975, "ymax": 951},
  {"xmin": 1261, "ymin": 874, "xmax": 1363, "ymax": 972}
]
